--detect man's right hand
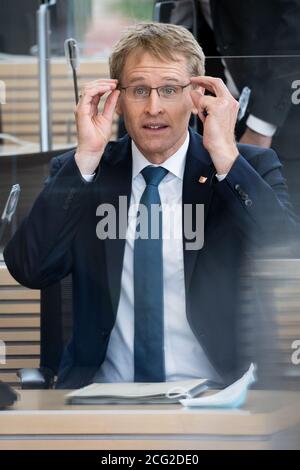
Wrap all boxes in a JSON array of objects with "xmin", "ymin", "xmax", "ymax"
[{"xmin": 74, "ymin": 79, "xmax": 120, "ymax": 175}]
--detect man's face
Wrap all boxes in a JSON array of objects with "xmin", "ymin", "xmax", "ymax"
[{"xmin": 116, "ymin": 50, "xmax": 198, "ymax": 163}]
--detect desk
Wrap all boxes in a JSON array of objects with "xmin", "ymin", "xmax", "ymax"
[{"xmin": 0, "ymin": 390, "xmax": 299, "ymax": 449}]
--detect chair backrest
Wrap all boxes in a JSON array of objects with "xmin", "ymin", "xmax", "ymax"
[
  {"xmin": 0, "ymin": 263, "xmax": 40, "ymax": 388},
  {"xmin": 40, "ymin": 274, "xmax": 73, "ymax": 377}
]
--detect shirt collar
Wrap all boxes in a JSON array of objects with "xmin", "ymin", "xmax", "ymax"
[{"xmin": 131, "ymin": 132, "xmax": 189, "ymax": 181}]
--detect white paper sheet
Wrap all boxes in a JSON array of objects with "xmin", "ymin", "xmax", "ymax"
[{"xmin": 180, "ymin": 363, "xmax": 256, "ymax": 408}]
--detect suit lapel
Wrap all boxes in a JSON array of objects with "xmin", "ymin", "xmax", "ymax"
[
  {"xmin": 96, "ymin": 135, "xmax": 132, "ymax": 319},
  {"xmin": 183, "ymin": 129, "xmax": 216, "ymax": 291}
]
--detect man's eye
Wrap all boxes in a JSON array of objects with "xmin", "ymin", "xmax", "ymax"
[
  {"xmin": 161, "ymin": 86, "xmax": 177, "ymax": 95},
  {"xmin": 134, "ymin": 87, "xmax": 148, "ymax": 96}
]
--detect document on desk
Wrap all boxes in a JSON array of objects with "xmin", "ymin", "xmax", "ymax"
[{"xmin": 65, "ymin": 378, "xmax": 212, "ymax": 405}]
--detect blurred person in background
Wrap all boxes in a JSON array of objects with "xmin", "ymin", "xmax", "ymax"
[{"xmin": 167, "ymin": 0, "xmax": 300, "ymax": 214}]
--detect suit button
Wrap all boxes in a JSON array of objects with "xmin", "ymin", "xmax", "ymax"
[
  {"xmin": 245, "ymin": 199, "xmax": 253, "ymax": 207},
  {"xmin": 235, "ymin": 184, "xmax": 241, "ymax": 191},
  {"xmin": 241, "ymin": 193, "xmax": 249, "ymax": 200}
]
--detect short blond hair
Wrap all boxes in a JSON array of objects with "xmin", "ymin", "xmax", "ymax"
[{"xmin": 109, "ymin": 22, "xmax": 205, "ymax": 81}]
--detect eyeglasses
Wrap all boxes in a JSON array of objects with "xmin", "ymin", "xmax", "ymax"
[{"xmin": 118, "ymin": 83, "xmax": 191, "ymax": 101}]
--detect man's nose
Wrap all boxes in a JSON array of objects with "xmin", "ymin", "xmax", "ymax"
[{"xmin": 144, "ymin": 89, "xmax": 163, "ymax": 115}]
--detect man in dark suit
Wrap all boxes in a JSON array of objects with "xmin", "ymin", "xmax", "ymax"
[{"xmin": 3, "ymin": 22, "xmax": 297, "ymax": 389}]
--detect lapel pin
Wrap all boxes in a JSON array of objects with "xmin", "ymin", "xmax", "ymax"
[{"xmin": 198, "ymin": 176, "xmax": 207, "ymax": 184}]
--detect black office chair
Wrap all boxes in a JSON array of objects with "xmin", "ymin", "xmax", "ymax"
[{"xmin": 18, "ymin": 274, "xmax": 73, "ymax": 389}]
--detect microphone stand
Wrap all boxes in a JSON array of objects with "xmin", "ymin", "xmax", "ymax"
[{"xmin": 64, "ymin": 38, "xmax": 80, "ymax": 105}]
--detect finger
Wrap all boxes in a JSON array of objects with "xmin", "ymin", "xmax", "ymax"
[
  {"xmin": 190, "ymin": 92, "xmax": 222, "ymax": 124},
  {"xmin": 190, "ymin": 90, "xmax": 215, "ymax": 114},
  {"xmin": 78, "ymin": 84, "xmax": 116, "ymax": 109},
  {"xmin": 79, "ymin": 83, "xmax": 117, "ymax": 98},
  {"xmin": 190, "ymin": 89, "xmax": 201, "ymax": 111},
  {"xmin": 79, "ymin": 81, "xmax": 117, "ymax": 97},
  {"xmin": 80, "ymin": 79, "xmax": 118, "ymax": 90},
  {"xmin": 102, "ymin": 89, "xmax": 120, "ymax": 121},
  {"xmin": 190, "ymin": 76, "xmax": 230, "ymax": 98},
  {"xmin": 90, "ymin": 93, "xmax": 101, "ymax": 116},
  {"xmin": 82, "ymin": 80, "xmax": 117, "ymax": 85},
  {"xmin": 81, "ymin": 90, "xmax": 111, "ymax": 118},
  {"xmin": 190, "ymin": 90, "xmax": 206, "ymax": 124},
  {"xmin": 76, "ymin": 90, "xmax": 110, "ymax": 120}
]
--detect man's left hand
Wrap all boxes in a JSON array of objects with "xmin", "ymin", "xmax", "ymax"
[{"xmin": 190, "ymin": 76, "xmax": 239, "ymax": 175}]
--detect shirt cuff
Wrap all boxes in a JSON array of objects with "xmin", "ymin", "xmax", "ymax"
[
  {"xmin": 216, "ymin": 173, "xmax": 227, "ymax": 182},
  {"xmin": 246, "ymin": 114, "xmax": 277, "ymax": 137},
  {"xmin": 81, "ymin": 173, "xmax": 95, "ymax": 182}
]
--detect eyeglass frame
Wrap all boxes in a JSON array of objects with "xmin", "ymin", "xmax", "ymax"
[{"xmin": 117, "ymin": 82, "xmax": 192, "ymax": 101}]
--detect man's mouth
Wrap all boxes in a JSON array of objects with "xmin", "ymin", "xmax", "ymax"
[{"xmin": 143, "ymin": 123, "xmax": 169, "ymax": 131}]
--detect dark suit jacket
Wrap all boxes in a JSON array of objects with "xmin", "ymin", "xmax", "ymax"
[{"xmin": 3, "ymin": 129, "xmax": 297, "ymax": 388}]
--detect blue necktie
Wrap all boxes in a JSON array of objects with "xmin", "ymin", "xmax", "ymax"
[{"xmin": 134, "ymin": 166, "xmax": 168, "ymax": 382}]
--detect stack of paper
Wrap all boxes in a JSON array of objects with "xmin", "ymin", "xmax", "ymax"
[
  {"xmin": 65, "ymin": 364, "xmax": 256, "ymax": 407},
  {"xmin": 65, "ymin": 378, "xmax": 210, "ymax": 405}
]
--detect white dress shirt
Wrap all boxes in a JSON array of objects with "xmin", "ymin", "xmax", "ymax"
[{"xmin": 92, "ymin": 132, "xmax": 222, "ymax": 383}]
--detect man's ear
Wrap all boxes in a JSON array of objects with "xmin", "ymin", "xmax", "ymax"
[
  {"xmin": 115, "ymin": 95, "xmax": 123, "ymax": 116},
  {"xmin": 191, "ymin": 86, "xmax": 205, "ymax": 115}
]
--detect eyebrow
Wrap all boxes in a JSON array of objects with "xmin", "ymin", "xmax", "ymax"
[
  {"xmin": 127, "ymin": 77, "xmax": 146, "ymax": 84},
  {"xmin": 127, "ymin": 76, "xmax": 182, "ymax": 85}
]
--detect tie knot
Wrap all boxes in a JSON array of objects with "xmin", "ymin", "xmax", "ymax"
[{"xmin": 141, "ymin": 166, "xmax": 168, "ymax": 187}]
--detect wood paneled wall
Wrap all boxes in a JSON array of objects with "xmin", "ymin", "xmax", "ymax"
[{"xmin": 0, "ymin": 264, "xmax": 40, "ymax": 388}]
